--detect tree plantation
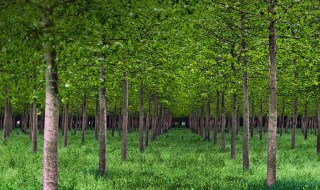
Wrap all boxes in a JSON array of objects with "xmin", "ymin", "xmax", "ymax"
[{"xmin": 0, "ymin": 0, "xmax": 319, "ymax": 189}]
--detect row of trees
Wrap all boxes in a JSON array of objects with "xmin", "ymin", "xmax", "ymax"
[{"xmin": 1, "ymin": 0, "xmax": 319, "ymax": 189}]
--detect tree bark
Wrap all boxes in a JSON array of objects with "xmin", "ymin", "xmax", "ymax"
[
  {"xmin": 32, "ymin": 102, "xmax": 38, "ymax": 152},
  {"xmin": 3, "ymin": 95, "xmax": 9, "ymax": 143},
  {"xmin": 214, "ymin": 91, "xmax": 219, "ymax": 143},
  {"xmin": 121, "ymin": 72, "xmax": 128, "ymax": 160},
  {"xmin": 200, "ymin": 104, "xmax": 205, "ymax": 140},
  {"xmin": 251, "ymin": 99, "xmax": 255, "ymax": 138},
  {"xmin": 221, "ymin": 92, "xmax": 226, "ymax": 150},
  {"xmin": 99, "ymin": 60, "xmax": 107, "ymax": 175},
  {"xmin": 291, "ymin": 60, "xmax": 298, "ymax": 149},
  {"xmin": 151, "ymin": 96, "xmax": 158, "ymax": 141},
  {"xmin": 267, "ymin": 1, "xmax": 277, "ymax": 186},
  {"xmin": 258, "ymin": 99, "xmax": 263, "ymax": 141},
  {"xmin": 231, "ymin": 93, "xmax": 237, "ymax": 158},
  {"xmin": 304, "ymin": 102, "xmax": 308, "ymax": 140},
  {"xmin": 280, "ymin": 98, "xmax": 285, "ymax": 137},
  {"xmin": 317, "ymin": 69, "xmax": 320, "ymax": 154},
  {"xmin": 241, "ymin": 12, "xmax": 250, "ymax": 170},
  {"xmin": 206, "ymin": 98, "xmax": 211, "ymax": 141},
  {"xmin": 81, "ymin": 96, "xmax": 87, "ymax": 144},
  {"xmin": 145, "ymin": 93, "xmax": 151, "ymax": 147},
  {"xmin": 95, "ymin": 96, "xmax": 99, "ymax": 141},
  {"xmin": 42, "ymin": 6, "xmax": 59, "ymax": 190},
  {"xmin": 139, "ymin": 83, "xmax": 144, "ymax": 152},
  {"xmin": 63, "ymin": 104, "xmax": 68, "ymax": 147}
]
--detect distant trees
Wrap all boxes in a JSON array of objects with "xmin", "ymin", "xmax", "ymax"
[{"xmin": 0, "ymin": 0, "xmax": 319, "ymax": 188}]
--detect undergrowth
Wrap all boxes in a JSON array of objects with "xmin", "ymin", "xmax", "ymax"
[{"xmin": 0, "ymin": 127, "xmax": 320, "ymax": 189}]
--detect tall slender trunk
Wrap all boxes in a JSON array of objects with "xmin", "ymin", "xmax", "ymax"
[
  {"xmin": 145, "ymin": 93, "xmax": 151, "ymax": 147},
  {"xmin": 32, "ymin": 101, "xmax": 38, "ymax": 151},
  {"xmin": 42, "ymin": 6, "xmax": 59, "ymax": 190},
  {"xmin": 152, "ymin": 96, "xmax": 158, "ymax": 141},
  {"xmin": 221, "ymin": 92, "xmax": 226, "ymax": 150},
  {"xmin": 81, "ymin": 96, "xmax": 87, "ymax": 143},
  {"xmin": 99, "ymin": 60, "xmax": 107, "ymax": 175},
  {"xmin": 258, "ymin": 99, "xmax": 263, "ymax": 141},
  {"xmin": 291, "ymin": 60, "xmax": 298, "ymax": 149},
  {"xmin": 121, "ymin": 72, "xmax": 128, "ymax": 160},
  {"xmin": 304, "ymin": 102, "xmax": 308, "ymax": 140},
  {"xmin": 231, "ymin": 93, "xmax": 237, "ymax": 158},
  {"xmin": 229, "ymin": 53, "xmax": 236, "ymax": 144},
  {"xmin": 63, "ymin": 104, "xmax": 68, "ymax": 147},
  {"xmin": 251, "ymin": 99, "xmax": 255, "ymax": 138},
  {"xmin": 112, "ymin": 106, "xmax": 116, "ymax": 137},
  {"xmin": 29, "ymin": 104, "xmax": 33, "ymax": 140},
  {"xmin": 280, "ymin": 98, "xmax": 285, "ymax": 137},
  {"xmin": 241, "ymin": 12, "xmax": 250, "ymax": 170},
  {"xmin": 267, "ymin": 1, "xmax": 277, "ymax": 186},
  {"xmin": 139, "ymin": 83, "xmax": 144, "ymax": 152},
  {"xmin": 200, "ymin": 104, "xmax": 205, "ymax": 139},
  {"xmin": 3, "ymin": 95, "xmax": 9, "ymax": 143},
  {"xmin": 317, "ymin": 69, "xmax": 320, "ymax": 154},
  {"xmin": 95, "ymin": 96, "xmax": 99, "ymax": 140},
  {"xmin": 206, "ymin": 98, "xmax": 211, "ymax": 141},
  {"xmin": 214, "ymin": 91, "xmax": 219, "ymax": 143}
]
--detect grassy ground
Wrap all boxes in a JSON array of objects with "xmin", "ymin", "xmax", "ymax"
[{"xmin": 1, "ymin": 127, "xmax": 320, "ymax": 190}]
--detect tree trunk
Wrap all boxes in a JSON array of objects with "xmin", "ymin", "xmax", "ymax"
[
  {"xmin": 267, "ymin": 1, "xmax": 277, "ymax": 186},
  {"xmin": 206, "ymin": 98, "xmax": 211, "ymax": 141},
  {"xmin": 121, "ymin": 72, "xmax": 128, "ymax": 160},
  {"xmin": 145, "ymin": 93, "xmax": 151, "ymax": 147},
  {"xmin": 99, "ymin": 60, "xmax": 107, "ymax": 175},
  {"xmin": 221, "ymin": 92, "xmax": 226, "ymax": 150},
  {"xmin": 152, "ymin": 96, "xmax": 158, "ymax": 141},
  {"xmin": 241, "ymin": 12, "xmax": 250, "ymax": 170},
  {"xmin": 304, "ymin": 102, "xmax": 308, "ymax": 140},
  {"xmin": 317, "ymin": 69, "xmax": 320, "ymax": 153},
  {"xmin": 280, "ymin": 98, "xmax": 285, "ymax": 137},
  {"xmin": 42, "ymin": 6, "xmax": 59, "ymax": 190},
  {"xmin": 251, "ymin": 99, "xmax": 255, "ymax": 138},
  {"xmin": 291, "ymin": 60, "xmax": 298, "ymax": 149},
  {"xmin": 214, "ymin": 91, "xmax": 219, "ymax": 143},
  {"xmin": 3, "ymin": 96, "xmax": 9, "ymax": 143},
  {"xmin": 63, "ymin": 104, "xmax": 68, "ymax": 147},
  {"xmin": 32, "ymin": 102, "xmax": 38, "ymax": 152},
  {"xmin": 81, "ymin": 96, "xmax": 87, "ymax": 144},
  {"xmin": 112, "ymin": 106, "xmax": 116, "ymax": 137},
  {"xmin": 258, "ymin": 99, "xmax": 263, "ymax": 140},
  {"xmin": 139, "ymin": 83, "xmax": 144, "ymax": 152},
  {"xmin": 231, "ymin": 93, "xmax": 237, "ymax": 158},
  {"xmin": 95, "ymin": 96, "xmax": 99, "ymax": 141},
  {"xmin": 200, "ymin": 104, "xmax": 205, "ymax": 140}
]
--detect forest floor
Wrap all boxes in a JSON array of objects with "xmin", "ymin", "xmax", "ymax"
[{"xmin": 1, "ymin": 126, "xmax": 320, "ymax": 190}]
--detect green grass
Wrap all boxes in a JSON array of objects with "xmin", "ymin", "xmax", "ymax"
[{"xmin": 1, "ymin": 127, "xmax": 320, "ymax": 190}]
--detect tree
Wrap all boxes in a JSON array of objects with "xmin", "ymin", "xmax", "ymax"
[
  {"xmin": 266, "ymin": 0, "xmax": 277, "ymax": 186},
  {"xmin": 42, "ymin": 3, "xmax": 59, "ymax": 190}
]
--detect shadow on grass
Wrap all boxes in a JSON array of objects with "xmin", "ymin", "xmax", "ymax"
[{"xmin": 248, "ymin": 179, "xmax": 320, "ymax": 190}]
